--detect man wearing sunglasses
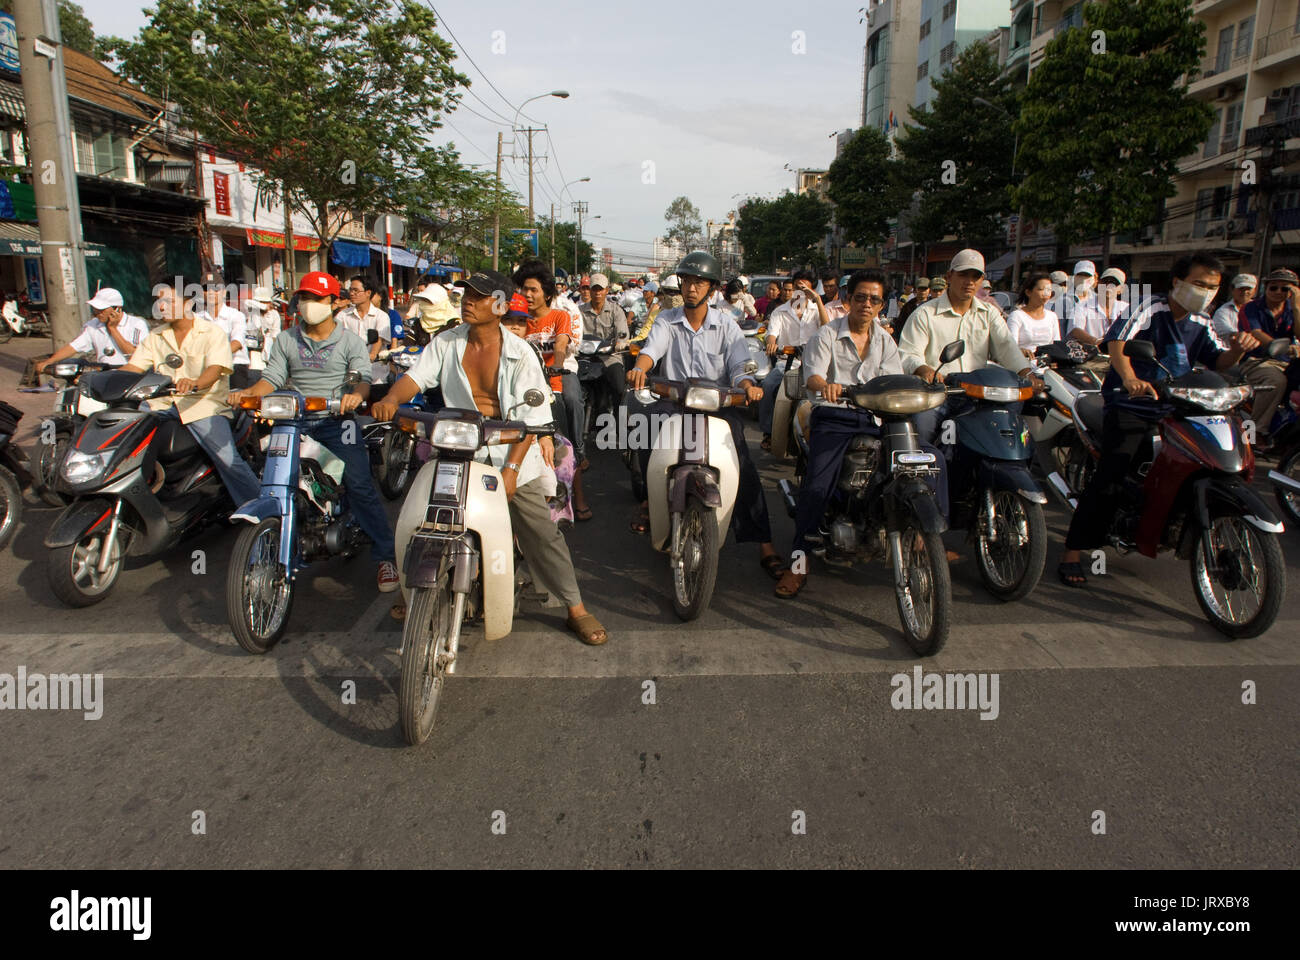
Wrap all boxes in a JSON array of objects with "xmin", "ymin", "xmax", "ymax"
[{"xmin": 1239, "ymin": 267, "xmax": 1300, "ymax": 442}]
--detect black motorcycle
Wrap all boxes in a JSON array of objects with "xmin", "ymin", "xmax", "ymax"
[
  {"xmin": 0, "ymin": 398, "xmax": 35, "ymax": 550},
  {"xmin": 577, "ymin": 334, "xmax": 618, "ymax": 441},
  {"xmin": 34, "ymin": 357, "xmax": 107, "ymax": 507}
]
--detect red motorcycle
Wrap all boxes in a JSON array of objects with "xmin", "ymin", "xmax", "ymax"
[{"xmin": 1067, "ymin": 338, "xmax": 1286, "ymax": 639}]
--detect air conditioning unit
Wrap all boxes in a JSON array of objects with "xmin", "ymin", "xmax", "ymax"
[
  {"xmin": 1203, "ymin": 223, "xmax": 1227, "ymax": 238},
  {"xmin": 1214, "ymin": 82, "xmax": 1242, "ymax": 102},
  {"xmin": 1226, "ymin": 218, "xmax": 1248, "ymax": 234}
]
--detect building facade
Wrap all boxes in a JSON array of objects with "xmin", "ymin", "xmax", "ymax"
[{"xmin": 914, "ymin": 0, "xmax": 1013, "ymax": 110}]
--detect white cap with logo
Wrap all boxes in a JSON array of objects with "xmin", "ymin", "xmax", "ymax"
[
  {"xmin": 949, "ymin": 249, "xmax": 985, "ymax": 274},
  {"xmin": 1073, "ymin": 260, "xmax": 1097, "ymax": 277},
  {"xmin": 87, "ymin": 288, "xmax": 124, "ymax": 311},
  {"xmin": 589, "ymin": 273, "xmax": 610, "ymax": 289}
]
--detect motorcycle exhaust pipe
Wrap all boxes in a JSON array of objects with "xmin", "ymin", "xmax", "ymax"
[
  {"xmin": 1268, "ymin": 469, "xmax": 1300, "ymax": 495},
  {"xmin": 778, "ymin": 478, "xmax": 798, "ymax": 518}
]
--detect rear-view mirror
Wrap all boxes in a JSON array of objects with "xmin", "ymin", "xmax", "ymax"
[
  {"xmin": 1123, "ymin": 339, "xmax": 1156, "ymax": 362},
  {"xmin": 939, "ymin": 340, "xmax": 965, "ymax": 365}
]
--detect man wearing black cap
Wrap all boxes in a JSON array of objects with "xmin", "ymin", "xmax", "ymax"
[
  {"xmin": 372, "ymin": 270, "xmax": 609, "ymax": 646},
  {"xmin": 1240, "ymin": 267, "xmax": 1300, "ymax": 438}
]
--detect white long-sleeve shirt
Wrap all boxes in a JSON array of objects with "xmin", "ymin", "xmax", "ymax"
[{"xmin": 898, "ymin": 293, "xmax": 1025, "ymax": 375}]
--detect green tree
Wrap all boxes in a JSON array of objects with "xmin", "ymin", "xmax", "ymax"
[
  {"xmin": 0, "ymin": 1, "xmax": 96, "ymax": 54},
  {"xmin": 109, "ymin": 0, "xmax": 470, "ymax": 286},
  {"xmin": 536, "ymin": 216, "xmax": 595, "ymax": 277},
  {"xmin": 664, "ymin": 195, "xmax": 702, "ymax": 248},
  {"xmin": 895, "ymin": 41, "xmax": 1016, "ymax": 247},
  {"xmin": 827, "ymin": 126, "xmax": 906, "ymax": 245},
  {"xmin": 1013, "ymin": 0, "xmax": 1213, "ymax": 266},
  {"xmin": 737, "ymin": 192, "xmax": 832, "ymax": 272}
]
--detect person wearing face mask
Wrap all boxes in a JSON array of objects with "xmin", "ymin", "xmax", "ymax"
[
  {"xmin": 1056, "ymin": 252, "xmax": 1260, "ymax": 587},
  {"xmin": 1060, "ymin": 260, "xmax": 1108, "ymax": 343},
  {"xmin": 228, "ymin": 271, "xmax": 399, "ymax": 594}
]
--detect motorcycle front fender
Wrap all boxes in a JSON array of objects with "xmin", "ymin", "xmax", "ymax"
[
  {"xmin": 44, "ymin": 497, "xmax": 117, "ymax": 548},
  {"xmin": 977, "ymin": 460, "xmax": 1047, "ymax": 504},
  {"xmin": 1178, "ymin": 476, "xmax": 1285, "ymax": 558},
  {"xmin": 889, "ymin": 477, "xmax": 948, "ymax": 534}
]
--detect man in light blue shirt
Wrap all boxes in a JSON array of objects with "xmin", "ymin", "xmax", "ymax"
[{"xmin": 626, "ymin": 251, "xmax": 785, "ymax": 580}]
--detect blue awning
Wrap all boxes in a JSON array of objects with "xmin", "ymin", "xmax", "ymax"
[
  {"xmin": 331, "ymin": 239, "xmax": 372, "ymax": 267},
  {"xmin": 370, "ymin": 243, "xmax": 431, "ymax": 270}
]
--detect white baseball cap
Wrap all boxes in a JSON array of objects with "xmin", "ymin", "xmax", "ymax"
[
  {"xmin": 589, "ymin": 273, "xmax": 610, "ymax": 289},
  {"xmin": 87, "ymin": 288, "xmax": 124, "ymax": 311},
  {"xmin": 1232, "ymin": 273, "xmax": 1258, "ymax": 289},
  {"xmin": 1099, "ymin": 267, "xmax": 1126, "ymax": 285},
  {"xmin": 251, "ymin": 286, "xmax": 274, "ymax": 304},
  {"xmin": 1073, "ymin": 260, "xmax": 1097, "ymax": 277},
  {"xmin": 1049, "ymin": 270, "xmax": 1069, "ymax": 284},
  {"xmin": 413, "ymin": 283, "xmax": 449, "ymax": 305},
  {"xmin": 949, "ymin": 249, "xmax": 985, "ymax": 274}
]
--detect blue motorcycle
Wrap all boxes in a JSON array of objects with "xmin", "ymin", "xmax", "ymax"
[
  {"xmin": 225, "ymin": 376, "xmax": 369, "ymax": 653},
  {"xmin": 939, "ymin": 342, "xmax": 1049, "ymax": 601}
]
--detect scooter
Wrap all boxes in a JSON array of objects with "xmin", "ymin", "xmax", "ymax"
[
  {"xmin": 1022, "ymin": 340, "xmax": 1104, "ymax": 509},
  {"xmin": 31, "ymin": 358, "xmax": 109, "ymax": 507},
  {"xmin": 391, "ymin": 389, "xmax": 554, "ymax": 745},
  {"xmin": 768, "ymin": 345, "xmax": 803, "ymax": 459},
  {"xmin": 577, "ymin": 334, "xmax": 618, "ymax": 440},
  {"xmin": 0, "ymin": 399, "xmax": 35, "ymax": 550},
  {"xmin": 44, "ymin": 359, "xmax": 256, "ymax": 606},
  {"xmin": 777, "ymin": 366, "xmax": 954, "ymax": 655},
  {"xmin": 644, "ymin": 374, "xmax": 751, "ymax": 621},
  {"xmin": 365, "ymin": 345, "xmax": 428, "ymax": 500},
  {"xmin": 1074, "ymin": 339, "xmax": 1286, "ymax": 638},
  {"xmin": 224, "ymin": 376, "xmax": 371, "ymax": 653},
  {"xmin": 940, "ymin": 342, "xmax": 1049, "ymax": 602}
]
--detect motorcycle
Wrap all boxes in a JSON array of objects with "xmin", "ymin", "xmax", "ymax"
[
  {"xmin": 391, "ymin": 389, "xmax": 554, "ymax": 745},
  {"xmin": 1022, "ymin": 340, "xmax": 1104, "ymax": 509},
  {"xmin": 577, "ymin": 334, "xmax": 618, "ymax": 441},
  {"xmin": 0, "ymin": 399, "xmax": 35, "ymax": 550},
  {"xmin": 365, "ymin": 345, "xmax": 428, "ymax": 500},
  {"xmin": 1073, "ymin": 338, "xmax": 1286, "ymax": 638},
  {"xmin": 768, "ymin": 345, "xmax": 803, "ymax": 459},
  {"xmin": 225, "ymin": 376, "xmax": 371, "ymax": 654},
  {"xmin": 33, "ymin": 358, "xmax": 109, "ymax": 507},
  {"xmin": 777, "ymin": 356, "xmax": 956, "ymax": 656},
  {"xmin": 644, "ymin": 374, "xmax": 752, "ymax": 621},
  {"xmin": 44, "ymin": 358, "xmax": 256, "ymax": 606},
  {"xmin": 1262, "ymin": 340, "xmax": 1300, "ymax": 525},
  {"xmin": 939, "ymin": 343, "xmax": 1050, "ymax": 602},
  {"xmin": 1, "ymin": 294, "xmax": 49, "ymax": 340}
]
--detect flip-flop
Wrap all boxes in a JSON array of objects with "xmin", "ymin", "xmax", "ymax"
[
  {"xmin": 759, "ymin": 555, "xmax": 786, "ymax": 580},
  {"xmin": 567, "ymin": 613, "xmax": 608, "ymax": 646},
  {"xmin": 575, "ymin": 506, "xmax": 594, "ymax": 522},
  {"xmin": 774, "ymin": 571, "xmax": 806, "ymax": 598},
  {"xmin": 1057, "ymin": 561, "xmax": 1088, "ymax": 588},
  {"xmin": 629, "ymin": 511, "xmax": 650, "ymax": 535},
  {"xmin": 390, "ymin": 602, "xmax": 407, "ymax": 621}
]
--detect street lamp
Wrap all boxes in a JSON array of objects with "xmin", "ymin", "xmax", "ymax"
[
  {"xmin": 972, "ymin": 96, "xmax": 1024, "ymax": 289},
  {"xmin": 563, "ymin": 176, "xmax": 591, "ymax": 199},
  {"xmin": 503, "ymin": 90, "xmax": 571, "ymax": 244}
]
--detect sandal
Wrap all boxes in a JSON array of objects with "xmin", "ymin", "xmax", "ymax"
[
  {"xmin": 1057, "ymin": 561, "xmax": 1088, "ymax": 588},
  {"xmin": 774, "ymin": 570, "xmax": 806, "ymax": 598},
  {"xmin": 390, "ymin": 602, "xmax": 407, "ymax": 621},
  {"xmin": 629, "ymin": 510, "xmax": 650, "ymax": 535},
  {"xmin": 760, "ymin": 435, "xmax": 772, "ymax": 451},
  {"xmin": 578, "ymin": 458, "xmax": 590, "ymax": 472},
  {"xmin": 567, "ymin": 613, "xmax": 608, "ymax": 646},
  {"xmin": 759, "ymin": 555, "xmax": 786, "ymax": 580},
  {"xmin": 575, "ymin": 506, "xmax": 593, "ymax": 522}
]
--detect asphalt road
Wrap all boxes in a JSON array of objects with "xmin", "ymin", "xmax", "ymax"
[{"xmin": 1, "ymin": 337, "xmax": 1296, "ymax": 868}]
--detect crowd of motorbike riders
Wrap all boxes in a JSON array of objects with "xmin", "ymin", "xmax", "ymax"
[{"xmin": 14, "ymin": 245, "xmax": 1300, "ymax": 656}]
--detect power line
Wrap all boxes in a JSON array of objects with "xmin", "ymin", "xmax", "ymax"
[{"xmin": 423, "ymin": 2, "xmax": 521, "ymax": 123}]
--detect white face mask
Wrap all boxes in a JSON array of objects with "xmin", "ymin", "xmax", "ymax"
[
  {"xmin": 1171, "ymin": 279, "xmax": 1216, "ymax": 316},
  {"xmin": 299, "ymin": 300, "xmax": 332, "ymax": 325}
]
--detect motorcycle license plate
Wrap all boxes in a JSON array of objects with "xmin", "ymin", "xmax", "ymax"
[{"xmin": 267, "ymin": 433, "xmax": 291, "ymax": 458}]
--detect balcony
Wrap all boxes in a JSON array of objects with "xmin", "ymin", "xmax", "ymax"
[
  {"xmin": 1255, "ymin": 26, "xmax": 1300, "ymax": 70},
  {"xmin": 1192, "ymin": 0, "xmax": 1251, "ymax": 15},
  {"xmin": 1194, "ymin": 50, "xmax": 1250, "ymax": 86}
]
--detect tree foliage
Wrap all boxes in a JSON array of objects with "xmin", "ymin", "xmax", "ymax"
[
  {"xmin": 0, "ymin": 0, "xmax": 97, "ymax": 54},
  {"xmin": 537, "ymin": 216, "xmax": 596, "ymax": 277},
  {"xmin": 1013, "ymin": 0, "xmax": 1213, "ymax": 256},
  {"xmin": 736, "ymin": 192, "xmax": 833, "ymax": 272},
  {"xmin": 894, "ymin": 41, "xmax": 1016, "ymax": 247},
  {"xmin": 827, "ymin": 126, "xmax": 906, "ymax": 245},
  {"xmin": 663, "ymin": 195, "xmax": 702, "ymax": 247}
]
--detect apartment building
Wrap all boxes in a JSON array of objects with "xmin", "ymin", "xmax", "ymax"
[
  {"xmin": 915, "ymin": 0, "xmax": 1013, "ymax": 110},
  {"xmin": 861, "ymin": 0, "xmax": 922, "ymax": 136}
]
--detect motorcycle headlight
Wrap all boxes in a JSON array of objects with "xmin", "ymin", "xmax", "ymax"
[
  {"xmin": 393, "ymin": 354, "xmax": 417, "ymax": 368},
  {"xmin": 260, "ymin": 395, "xmax": 301, "ymax": 420},
  {"xmin": 61, "ymin": 449, "xmax": 112, "ymax": 484},
  {"xmin": 579, "ymin": 340, "xmax": 599, "ymax": 355},
  {"xmin": 1166, "ymin": 385, "xmax": 1251, "ymax": 412},
  {"xmin": 964, "ymin": 383, "xmax": 1035, "ymax": 403},
  {"xmin": 852, "ymin": 389, "xmax": 945, "ymax": 414},
  {"xmin": 52, "ymin": 362, "xmax": 81, "ymax": 377},
  {"xmin": 430, "ymin": 419, "xmax": 481, "ymax": 451},
  {"xmin": 684, "ymin": 386, "xmax": 722, "ymax": 411}
]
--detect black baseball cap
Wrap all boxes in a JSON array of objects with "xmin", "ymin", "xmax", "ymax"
[{"xmin": 455, "ymin": 270, "xmax": 514, "ymax": 302}]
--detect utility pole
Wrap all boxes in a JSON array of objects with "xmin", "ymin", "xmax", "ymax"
[
  {"xmin": 549, "ymin": 202, "xmax": 555, "ymax": 274},
  {"xmin": 492, "ymin": 131, "xmax": 503, "ymax": 272},
  {"xmin": 527, "ymin": 128, "xmax": 534, "ymax": 227},
  {"xmin": 14, "ymin": 0, "xmax": 89, "ymax": 349},
  {"xmin": 572, "ymin": 201, "xmax": 588, "ymax": 275}
]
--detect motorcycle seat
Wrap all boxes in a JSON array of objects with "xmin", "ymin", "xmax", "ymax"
[
  {"xmin": 1075, "ymin": 392, "xmax": 1104, "ymax": 438},
  {"xmin": 155, "ymin": 418, "xmax": 200, "ymax": 461}
]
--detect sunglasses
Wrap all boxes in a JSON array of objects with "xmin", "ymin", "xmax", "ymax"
[
  {"xmin": 1266, "ymin": 284, "xmax": 1292, "ymax": 292},
  {"xmin": 1097, "ymin": 278, "xmax": 1120, "ymax": 286},
  {"xmin": 850, "ymin": 294, "xmax": 884, "ymax": 306}
]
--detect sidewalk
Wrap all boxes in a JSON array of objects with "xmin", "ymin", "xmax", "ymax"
[{"xmin": 0, "ymin": 336, "xmax": 56, "ymax": 446}]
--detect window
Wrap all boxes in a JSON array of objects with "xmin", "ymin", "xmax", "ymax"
[
  {"xmin": 942, "ymin": 0, "xmax": 956, "ymax": 20},
  {"xmin": 1203, "ymin": 107, "xmax": 1222, "ymax": 158},
  {"xmin": 1234, "ymin": 15, "xmax": 1254, "ymax": 59},
  {"xmin": 868, "ymin": 27, "xmax": 888, "ymax": 68},
  {"xmin": 1222, "ymin": 101, "xmax": 1243, "ymax": 152},
  {"xmin": 939, "ymin": 42, "xmax": 957, "ymax": 65},
  {"xmin": 1215, "ymin": 25, "xmax": 1234, "ymax": 72},
  {"xmin": 919, "ymin": 19, "xmax": 930, "ymax": 41},
  {"xmin": 917, "ymin": 61, "xmax": 929, "ymax": 80},
  {"xmin": 74, "ymin": 129, "xmax": 94, "ymax": 174}
]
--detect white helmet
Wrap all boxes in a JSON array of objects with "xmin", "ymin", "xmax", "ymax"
[{"xmin": 660, "ymin": 274, "xmax": 681, "ymax": 292}]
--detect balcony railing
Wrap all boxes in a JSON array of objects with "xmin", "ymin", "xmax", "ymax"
[
  {"xmin": 1256, "ymin": 26, "xmax": 1300, "ymax": 62},
  {"xmin": 1200, "ymin": 50, "xmax": 1250, "ymax": 79}
]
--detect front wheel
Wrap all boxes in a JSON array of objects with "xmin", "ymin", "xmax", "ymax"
[
  {"xmin": 974, "ymin": 493, "xmax": 1047, "ymax": 601},
  {"xmin": 671, "ymin": 498, "xmax": 719, "ymax": 621},
  {"xmin": 47, "ymin": 521, "xmax": 127, "ymax": 607},
  {"xmin": 894, "ymin": 526, "xmax": 951, "ymax": 656},
  {"xmin": 399, "ymin": 577, "xmax": 463, "ymax": 745},
  {"xmin": 226, "ymin": 517, "xmax": 295, "ymax": 654},
  {"xmin": 0, "ymin": 466, "xmax": 21, "ymax": 549},
  {"xmin": 1272, "ymin": 446, "xmax": 1300, "ymax": 525},
  {"xmin": 377, "ymin": 428, "xmax": 415, "ymax": 500},
  {"xmin": 1189, "ymin": 515, "xmax": 1285, "ymax": 639},
  {"xmin": 36, "ymin": 427, "xmax": 72, "ymax": 507}
]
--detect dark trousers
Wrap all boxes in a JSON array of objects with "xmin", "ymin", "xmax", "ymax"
[
  {"xmin": 556, "ymin": 372, "xmax": 585, "ymax": 460},
  {"xmin": 792, "ymin": 406, "xmax": 948, "ymax": 555},
  {"xmin": 636, "ymin": 400, "xmax": 772, "ymax": 545},
  {"xmin": 1064, "ymin": 406, "xmax": 1155, "ymax": 552},
  {"xmin": 304, "ymin": 418, "xmax": 396, "ymax": 563}
]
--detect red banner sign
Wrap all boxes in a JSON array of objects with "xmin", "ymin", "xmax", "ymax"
[
  {"xmin": 212, "ymin": 171, "xmax": 231, "ymax": 217},
  {"xmin": 245, "ymin": 228, "xmax": 320, "ymax": 252}
]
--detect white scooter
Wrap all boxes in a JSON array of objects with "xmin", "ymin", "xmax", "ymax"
[
  {"xmin": 645, "ymin": 375, "xmax": 749, "ymax": 621},
  {"xmin": 1022, "ymin": 340, "xmax": 1104, "ymax": 509},
  {"xmin": 391, "ymin": 389, "xmax": 553, "ymax": 746},
  {"xmin": 768, "ymin": 345, "xmax": 803, "ymax": 459}
]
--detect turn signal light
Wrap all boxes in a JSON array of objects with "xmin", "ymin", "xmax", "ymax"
[
  {"xmin": 962, "ymin": 383, "xmax": 1035, "ymax": 402},
  {"xmin": 397, "ymin": 417, "xmax": 421, "ymax": 434},
  {"xmin": 238, "ymin": 396, "xmax": 262, "ymax": 410},
  {"xmin": 303, "ymin": 396, "xmax": 328, "ymax": 412}
]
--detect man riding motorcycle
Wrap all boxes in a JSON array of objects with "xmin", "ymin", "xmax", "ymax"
[{"xmin": 625, "ymin": 250, "xmax": 784, "ymax": 580}]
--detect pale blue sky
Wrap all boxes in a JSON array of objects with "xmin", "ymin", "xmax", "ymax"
[{"xmin": 78, "ymin": 0, "xmax": 868, "ymax": 264}]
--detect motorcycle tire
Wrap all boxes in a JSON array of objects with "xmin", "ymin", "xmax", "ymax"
[
  {"xmin": 399, "ymin": 576, "xmax": 463, "ymax": 746},
  {"xmin": 47, "ymin": 523, "xmax": 127, "ymax": 607},
  {"xmin": 226, "ymin": 517, "xmax": 294, "ymax": 654},
  {"xmin": 1272, "ymin": 446, "xmax": 1300, "ymax": 525},
  {"xmin": 0, "ymin": 465, "xmax": 20, "ymax": 550},
  {"xmin": 36, "ymin": 427, "xmax": 73, "ymax": 507},
  {"xmin": 894, "ymin": 526, "xmax": 951, "ymax": 657},
  {"xmin": 378, "ymin": 428, "xmax": 415, "ymax": 501},
  {"xmin": 974, "ymin": 493, "xmax": 1047, "ymax": 602},
  {"xmin": 671, "ymin": 498, "xmax": 719, "ymax": 621},
  {"xmin": 0, "ymin": 322, "xmax": 11, "ymax": 344},
  {"xmin": 1189, "ymin": 515, "xmax": 1285, "ymax": 640}
]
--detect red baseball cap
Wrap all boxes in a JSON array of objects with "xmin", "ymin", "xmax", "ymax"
[
  {"xmin": 296, "ymin": 271, "xmax": 340, "ymax": 297},
  {"xmin": 506, "ymin": 291, "xmax": 530, "ymax": 319}
]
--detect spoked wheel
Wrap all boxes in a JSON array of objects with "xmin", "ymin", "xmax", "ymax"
[
  {"xmin": 36, "ymin": 428, "xmax": 72, "ymax": 507},
  {"xmin": 47, "ymin": 523, "xmax": 127, "ymax": 607},
  {"xmin": 1190, "ymin": 515, "xmax": 1285, "ymax": 639},
  {"xmin": 0, "ymin": 466, "xmax": 20, "ymax": 550},
  {"xmin": 974, "ymin": 492, "xmax": 1047, "ymax": 601},
  {"xmin": 894, "ymin": 526, "xmax": 951, "ymax": 656},
  {"xmin": 378, "ymin": 428, "xmax": 415, "ymax": 500},
  {"xmin": 670, "ymin": 498, "xmax": 719, "ymax": 621},
  {"xmin": 1272, "ymin": 446, "xmax": 1300, "ymax": 525},
  {"xmin": 226, "ymin": 517, "xmax": 294, "ymax": 654},
  {"xmin": 399, "ymin": 574, "xmax": 464, "ymax": 746}
]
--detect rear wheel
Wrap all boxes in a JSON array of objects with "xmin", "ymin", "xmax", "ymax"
[
  {"xmin": 399, "ymin": 575, "xmax": 462, "ymax": 745},
  {"xmin": 377, "ymin": 428, "xmax": 415, "ymax": 500},
  {"xmin": 1272, "ymin": 446, "xmax": 1300, "ymax": 525},
  {"xmin": 0, "ymin": 466, "xmax": 21, "ymax": 549},
  {"xmin": 1190, "ymin": 515, "xmax": 1285, "ymax": 639},
  {"xmin": 894, "ymin": 526, "xmax": 951, "ymax": 657},
  {"xmin": 47, "ymin": 521, "xmax": 127, "ymax": 606},
  {"xmin": 226, "ymin": 517, "xmax": 294, "ymax": 654},
  {"xmin": 974, "ymin": 493, "xmax": 1047, "ymax": 601},
  {"xmin": 36, "ymin": 427, "xmax": 72, "ymax": 507},
  {"xmin": 671, "ymin": 498, "xmax": 719, "ymax": 621}
]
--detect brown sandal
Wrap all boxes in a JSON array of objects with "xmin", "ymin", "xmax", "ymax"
[
  {"xmin": 390, "ymin": 602, "xmax": 407, "ymax": 622},
  {"xmin": 567, "ymin": 613, "xmax": 608, "ymax": 646},
  {"xmin": 774, "ymin": 570, "xmax": 806, "ymax": 599}
]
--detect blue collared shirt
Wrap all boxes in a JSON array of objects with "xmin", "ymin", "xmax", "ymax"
[
  {"xmin": 638, "ymin": 306, "xmax": 757, "ymax": 387},
  {"xmin": 1241, "ymin": 296, "xmax": 1294, "ymax": 360}
]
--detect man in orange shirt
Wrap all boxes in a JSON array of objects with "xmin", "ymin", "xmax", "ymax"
[{"xmin": 512, "ymin": 259, "xmax": 592, "ymax": 521}]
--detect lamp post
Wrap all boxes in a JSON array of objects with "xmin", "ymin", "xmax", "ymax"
[
  {"xmin": 972, "ymin": 96, "xmax": 1023, "ymax": 289},
  {"xmin": 575, "ymin": 214, "xmax": 600, "ymax": 276},
  {"xmin": 514, "ymin": 91, "xmax": 569, "ymax": 228}
]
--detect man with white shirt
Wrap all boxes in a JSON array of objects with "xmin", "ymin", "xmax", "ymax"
[
  {"xmin": 197, "ymin": 272, "xmax": 251, "ymax": 388},
  {"xmin": 1210, "ymin": 273, "xmax": 1255, "ymax": 341},
  {"xmin": 338, "ymin": 275, "xmax": 394, "ymax": 382},
  {"xmin": 36, "ymin": 287, "xmax": 149, "ymax": 373},
  {"xmin": 759, "ymin": 269, "xmax": 828, "ymax": 447},
  {"xmin": 1058, "ymin": 260, "xmax": 1108, "ymax": 343}
]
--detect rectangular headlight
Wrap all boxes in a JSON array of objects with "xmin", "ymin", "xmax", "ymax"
[
  {"xmin": 431, "ymin": 419, "xmax": 481, "ymax": 451},
  {"xmin": 854, "ymin": 389, "xmax": 945, "ymax": 415},
  {"xmin": 260, "ymin": 395, "xmax": 300, "ymax": 419},
  {"xmin": 52, "ymin": 362, "xmax": 81, "ymax": 377},
  {"xmin": 684, "ymin": 386, "xmax": 722, "ymax": 411}
]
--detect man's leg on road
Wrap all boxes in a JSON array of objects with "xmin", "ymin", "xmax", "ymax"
[
  {"xmin": 182, "ymin": 411, "xmax": 262, "ymax": 506},
  {"xmin": 308, "ymin": 419, "xmax": 397, "ymax": 564}
]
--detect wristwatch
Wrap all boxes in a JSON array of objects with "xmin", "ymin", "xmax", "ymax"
[{"xmin": 503, "ymin": 462, "xmax": 521, "ymax": 473}]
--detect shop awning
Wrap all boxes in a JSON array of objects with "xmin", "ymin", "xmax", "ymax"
[
  {"xmin": 984, "ymin": 249, "xmax": 1019, "ymax": 281},
  {"xmin": 369, "ymin": 243, "xmax": 430, "ymax": 269},
  {"xmin": 0, "ymin": 221, "xmax": 104, "ymax": 258},
  {"xmin": 0, "ymin": 83, "xmax": 25, "ymax": 121},
  {"xmin": 331, "ymin": 239, "xmax": 372, "ymax": 267},
  {"xmin": 246, "ymin": 228, "xmax": 321, "ymax": 252}
]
